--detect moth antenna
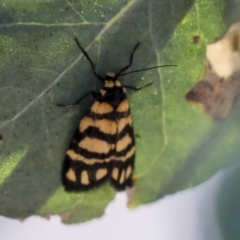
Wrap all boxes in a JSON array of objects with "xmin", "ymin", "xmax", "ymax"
[
  {"xmin": 120, "ymin": 65, "xmax": 178, "ymax": 76},
  {"xmin": 74, "ymin": 38, "xmax": 104, "ymax": 82},
  {"xmin": 115, "ymin": 42, "xmax": 141, "ymax": 79}
]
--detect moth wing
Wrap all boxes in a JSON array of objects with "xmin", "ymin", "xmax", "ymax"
[
  {"xmin": 111, "ymin": 100, "xmax": 135, "ymax": 190},
  {"xmin": 62, "ymin": 101, "xmax": 118, "ymax": 191}
]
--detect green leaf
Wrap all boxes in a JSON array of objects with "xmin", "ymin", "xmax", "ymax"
[{"xmin": 0, "ymin": 0, "xmax": 236, "ymax": 224}]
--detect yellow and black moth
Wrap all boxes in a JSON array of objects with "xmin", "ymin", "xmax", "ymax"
[{"xmin": 61, "ymin": 38, "xmax": 176, "ymax": 191}]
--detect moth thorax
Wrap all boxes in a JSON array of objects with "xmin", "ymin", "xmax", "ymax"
[{"xmin": 104, "ymin": 72, "xmax": 121, "ymax": 88}]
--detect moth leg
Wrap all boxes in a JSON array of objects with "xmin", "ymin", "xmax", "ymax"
[
  {"xmin": 123, "ymin": 82, "xmax": 152, "ymax": 91},
  {"xmin": 57, "ymin": 91, "xmax": 95, "ymax": 107}
]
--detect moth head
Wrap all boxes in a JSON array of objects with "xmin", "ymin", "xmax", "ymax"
[{"xmin": 105, "ymin": 72, "xmax": 116, "ymax": 81}]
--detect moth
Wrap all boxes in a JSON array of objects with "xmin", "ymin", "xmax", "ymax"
[{"xmin": 61, "ymin": 38, "xmax": 176, "ymax": 191}]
